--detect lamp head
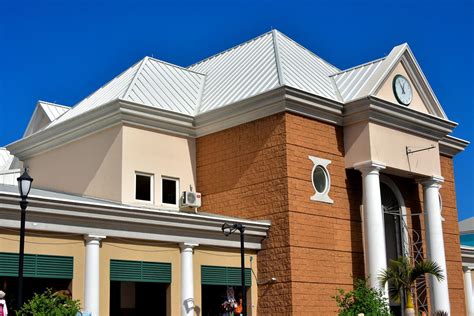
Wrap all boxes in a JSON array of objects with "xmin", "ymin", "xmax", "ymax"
[
  {"xmin": 17, "ymin": 168, "xmax": 33, "ymax": 200},
  {"xmin": 221, "ymin": 223, "xmax": 234, "ymax": 236}
]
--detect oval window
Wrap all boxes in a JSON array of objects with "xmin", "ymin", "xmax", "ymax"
[{"xmin": 312, "ymin": 165, "xmax": 328, "ymax": 194}]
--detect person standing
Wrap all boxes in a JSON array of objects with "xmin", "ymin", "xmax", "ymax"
[{"xmin": 0, "ymin": 291, "xmax": 8, "ymax": 316}]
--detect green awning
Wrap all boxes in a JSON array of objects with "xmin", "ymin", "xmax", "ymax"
[
  {"xmin": 0, "ymin": 252, "xmax": 73, "ymax": 279},
  {"xmin": 110, "ymin": 259, "xmax": 171, "ymax": 283},
  {"xmin": 201, "ymin": 265, "xmax": 251, "ymax": 286}
]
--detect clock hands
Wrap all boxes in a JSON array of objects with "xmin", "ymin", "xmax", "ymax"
[{"xmin": 399, "ymin": 81, "xmax": 406, "ymax": 94}]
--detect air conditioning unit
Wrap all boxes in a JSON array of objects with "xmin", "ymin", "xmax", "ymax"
[{"xmin": 181, "ymin": 191, "xmax": 201, "ymax": 208}]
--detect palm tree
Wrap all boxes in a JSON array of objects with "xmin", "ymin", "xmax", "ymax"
[{"xmin": 379, "ymin": 256, "xmax": 444, "ymax": 315}]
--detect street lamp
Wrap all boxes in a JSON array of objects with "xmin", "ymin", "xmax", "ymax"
[
  {"xmin": 17, "ymin": 168, "xmax": 33, "ymax": 309},
  {"xmin": 221, "ymin": 223, "xmax": 246, "ymax": 316}
]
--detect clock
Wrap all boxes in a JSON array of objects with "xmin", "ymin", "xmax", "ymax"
[{"xmin": 392, "ymin": 74, "xmax": 413, "ymax": 105}]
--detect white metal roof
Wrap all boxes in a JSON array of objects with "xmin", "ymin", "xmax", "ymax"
[
  {"xmin": 189, "ymin": 31, "xmax": 280, "ymax": 112},
  {"xmin": 50, "ymin": 57, "xmax": 205, "ymax": 127},
  {"xmin": 37, "ymin": 30, "xmax": 447, "ymax": 130},
  {"xmin": 189, "ymin": 30, "xmax": 339, "ymax": 112},
  {"xmin": 331, "ymin": 58, "xmax": 385, "ymax": 102},
  {"xmin": 0, "ymin": 148, "xmax": 14, "ymax": 171},
  {"xmin": 39, "ymin": 101, "xmax": 69, "ymax": 121},
  {"xmin": 460, "ymin": 217, "xmax": 474, "ymax": 234}
]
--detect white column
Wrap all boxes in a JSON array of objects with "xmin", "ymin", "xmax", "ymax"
[
  {"xmin": 355, "ymin": 161, "xmax": 387, "ymax": 293},
  {"xmin": 464, "ymin": 266, "xmax": 474, "ymax": 316},
  {"xmin": 421, "ymin": 176, "xmax": 450, "ymax": 314},
  {"xmin": 84, "ymin": 235, "xmax": 105, "ymax": 316},
  {"xmin": 180, "ymin": 243, "xmax": 198, "ymax": 316}
]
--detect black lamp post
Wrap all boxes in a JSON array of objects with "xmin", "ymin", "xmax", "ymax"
[
  {"xmin": 17, "ymin": 168, "xmax": 33, "ymax": 309},
  {"xmin": 222, "ymin": 223, "xmax": 246, "ymax": 316}
]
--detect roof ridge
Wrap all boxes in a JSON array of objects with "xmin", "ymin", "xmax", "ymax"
[
  {"xmin": 274, "ymin": 30, "xmax": 340, "ymax": 73},
  {"xmin": 194, "ymin": 74, "xmax": 207, "ymax": 115},
  {"xmin": 146, "ymin": 56, "xmax": 206, "ymax": 76},
  {"xmin": 37, "ymin": 100, "xmax": 70, "ymax": 109},
  {"xmin": 271, "ymin": 29, "xmax": 285, "ymax": 86},
  {"xmin": 330, "ymin": 56, "xmax": 386, "ymax": 77},
  {"xmin": 187, "ymin": 30, "xmax": 274, "ymax": 69},
  {"xmin": 122, "ymin": 56, "xmax": 149, "ymax": 100}
]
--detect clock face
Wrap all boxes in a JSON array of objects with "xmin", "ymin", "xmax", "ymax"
[{"xmin": 393, "ymin": 74, "xmax": 413, "ymax": 105}]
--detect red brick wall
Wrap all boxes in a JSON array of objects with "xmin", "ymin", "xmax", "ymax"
[
  {"xmin": 284, "ymin": 113, "xmax": 364, "ymax": 314},
  {"xmin": 439, "ymin": 155, "xmax": 466, "ymax": 315},
  {"xmin": 197, "ymin": 113, "xmax": 293, "ymax": 314},
  {"xmin": 196, "ymin": 112, "xmax": 465, "ymax": 315}
]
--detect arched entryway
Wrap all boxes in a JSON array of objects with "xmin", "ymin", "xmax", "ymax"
[{"xmin": 380, "ymin": 176, "xmax": 406, "ymax": 315}]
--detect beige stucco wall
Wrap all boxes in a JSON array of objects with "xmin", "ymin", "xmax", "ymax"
[
  {"xmin": 344, "ymin": 121, "xmax": 372, "ymax": 168},
  {"xmin": 24, "ymin": 124, "xmax": 197, "ymax": 208},
  {"xmin": 376, "ymin": 62, "xmax": 430, "ymax": 115},
  {"xmin": 0, "ymin": 230, "xmax": 85, "ymax": 306},
  {"xmin": 344, "ymin": 121, "xmax": 441, "ymax": 177},
  {"xmin": 194, "ymin": 247, "xmax": 258, "ymax": 316},
  {"xmin": 369, "ymin": 122, "xmax": 441, "ymax": 176},
  {"xmin": 100, "ymin": 240, "xmax": 181, "ymax": 316},
  {"xmin": 25, "ymin": 125, "xmax": 123, "ymax": 202},
  {"xmin": 0, "ymin": 232, "xmax": 259, "ymax": 316},
  {"xmin": 121, "ymin": 125, "xmax": 196, "ymax": 207}
]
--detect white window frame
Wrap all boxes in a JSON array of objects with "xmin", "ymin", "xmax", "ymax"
[
  {"xmin": 161, "ymin": 176, "xmax": 180, "ymax": 209},
  {"xmin": 308, "ymin": 155, "xmax": 333, "ymax": 204},
  {"xmin": 135, "ymin": 172, "xmax": 154, "ymax": 204}
]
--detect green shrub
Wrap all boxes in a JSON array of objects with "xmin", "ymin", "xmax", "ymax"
[
  {"xmin": 333, "ymin": 278, "xmax": 392, "ymax": 316},
  {"xmin": 16, "ymin": 288, "xmax": 80, "ymax": 316}
]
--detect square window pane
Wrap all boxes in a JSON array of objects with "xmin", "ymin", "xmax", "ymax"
[
  {"xmin": 136, "ymin": 175, "xmax": 151, "ymax": 201},
  {"xmin": 162, "ymin": 179, "xmax": 177, "ymax": 205}
]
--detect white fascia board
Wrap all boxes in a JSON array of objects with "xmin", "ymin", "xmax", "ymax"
[
  {"xmin": 195, "ymin": 86, "xmax": 343, "ymax": 137},
  {"xmin": 439, "ymin": 135, "xmax": 470, "ymax": 157},
  {"xmin": 0, "ymin": 193, "xmax": 270, "ymax": 250},
  {"xmin": 344, "ymin": 96, "xmax": 457, "ymax": 141},
  {"xmin": 7, "ymin": 99, "xmax": 196, "ymax": 160},
  {"xmin": 8, "ymin": 87, "xmax": 462, "ymax": 160}
]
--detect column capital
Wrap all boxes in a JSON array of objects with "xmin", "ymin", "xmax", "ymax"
[
  {"xmin": 463, "ymin": 265, "xmax": 474, "ymax": 273},
  {"xmin": 418, "ymin": 175, "xmax": 444, "ymax": 188},
  {"xmin": 179, "ymin": 242, "xmax": 199, "ymax": 251},
  {"xmin": 84, "ymin": 235, "xmax": 106, "ymax": 243},
  {"xmin": 354, "ymin": 160, "xmax": 386, "ymax": 175}
]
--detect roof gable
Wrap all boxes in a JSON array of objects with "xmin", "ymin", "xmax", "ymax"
[
  {"xmin": 24, "ymin": 101, "xmax": 70, "ymax": 136},
  {"xmin": 333, "ymin": 43, "xmax": 447, "ymax": 119}
]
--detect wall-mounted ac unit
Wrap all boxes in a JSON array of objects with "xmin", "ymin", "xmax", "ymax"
[{"xmin": 181, "ymin": 191, "xmax": 201, "ymax": 208}]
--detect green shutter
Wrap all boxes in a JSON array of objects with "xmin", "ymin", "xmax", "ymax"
[
  {"xmin": 201, "ymin": 265, "xmax": 251, "ymax": 286},
  {"xmin": 110, "ymin": 259, "xmax": 171, "ymax": 283},
  {"xmin": 0, "ymin": 252, "xmax": 73, "ymax": 279}
]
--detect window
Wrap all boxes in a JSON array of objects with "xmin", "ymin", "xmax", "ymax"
[
  {"xmin": 308, "ymin": 156, "xmax": 333, "ymax": 204},
  {"xmin": 162, "ymin": 177, "xmax": 179, "ymax": 207},
  {"xmin": 135, "ymin": 173, "xmax": 153, "ymax": 202}
]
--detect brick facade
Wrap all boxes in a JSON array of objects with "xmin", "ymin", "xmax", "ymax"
[
  {"xmin": 196, "ymin": 112, "xmax": 466, "ymax": 315},
  {"xmin": 439, "ymin": 155, "xmax": 466, "ymax": 315}
]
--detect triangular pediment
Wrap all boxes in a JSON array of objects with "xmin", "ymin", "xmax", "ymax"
[
  {"xmin": 333, "ymin": 44, "xmax": 448, "ymax": 119},
  {"xmin": 370, "ymin": 44, "xmax": 447, "ymax": 119},
  {"xmin": 372, "ymin": 45, "xmax": 447, "ymax": 118}
]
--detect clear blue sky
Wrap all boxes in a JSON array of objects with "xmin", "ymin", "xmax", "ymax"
[{"xmin": 0, "ymin": 0, "xmax": 472, "ymax": 219}]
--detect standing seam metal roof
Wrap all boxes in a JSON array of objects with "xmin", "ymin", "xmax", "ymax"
[
  {"xmin": 40, "ymin": 31, "xmax": 436, "ymax": 130},
  {"xmin": 331, "ymin": 58, "xmax": 386, "ymax": 102}
]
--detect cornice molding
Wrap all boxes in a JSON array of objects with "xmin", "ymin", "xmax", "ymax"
[
  {"xmin": 7, "ymin": 88, "xmax": 466, "ymax": 160},
  {"xmin": 0, "ymin": 192, "xmax": 270, "ymax": 250},
  {"xmin": 439, "ymin": 135, "xmax": 470, "ymax": 157},
  {"xmin": 344, "ymin": 96, "xmax": 457, "ymax": 140}
]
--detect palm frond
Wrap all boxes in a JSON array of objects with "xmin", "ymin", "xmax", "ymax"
[{"xmin": 410, "ymin": 260, "xmax": 444, "ymax": 283}]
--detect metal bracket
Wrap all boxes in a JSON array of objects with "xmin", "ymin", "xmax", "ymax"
[{"xmin": 406, "ymin": 144, "xmax": 435, "ymax": 155}]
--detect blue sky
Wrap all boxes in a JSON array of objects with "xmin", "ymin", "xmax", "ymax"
[{"xmin": 0, "ymin": 0, "xmax": 472, "ymax": 219}]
